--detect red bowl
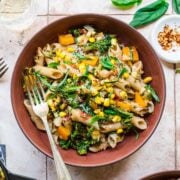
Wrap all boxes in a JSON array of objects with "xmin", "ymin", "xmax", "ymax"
[
  {"xmin": 11, "ymin": 14, "xmax": 166, "ymax": 167},
  {"xmin": 141, "ymin": 170, "xmax": 180, "ymax": 180}
]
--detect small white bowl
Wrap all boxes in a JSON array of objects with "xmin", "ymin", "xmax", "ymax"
[{"xmin": 151, "ymin": 15, "xmax": 180, "ymax": 63}]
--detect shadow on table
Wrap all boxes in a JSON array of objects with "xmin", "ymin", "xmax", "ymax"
[{"xmin": 68, "ymin": 157, "xmax": 133, "ymax": 180}]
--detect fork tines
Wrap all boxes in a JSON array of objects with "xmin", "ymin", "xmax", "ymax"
[
  {"xmin": 0, "ymin": 58, "xmax": 8, "ymax": 78},
  {"xmin": 24, "ymin": 74, "xmax": 45, "ymax": 105}
]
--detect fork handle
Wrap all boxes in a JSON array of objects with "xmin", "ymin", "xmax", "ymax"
[{"xmin": 42, "ymin": 117, "xmax": 72, "ymax": 180}]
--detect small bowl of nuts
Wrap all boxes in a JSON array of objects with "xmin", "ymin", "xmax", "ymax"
[{"xmin": 151, "ymin": 15, "xmax": 180, "ymax": 63}]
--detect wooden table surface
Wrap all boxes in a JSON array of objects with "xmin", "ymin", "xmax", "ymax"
[{"xmin": 0, "ymin": 0, "xmax": 179, "ymax": 179}]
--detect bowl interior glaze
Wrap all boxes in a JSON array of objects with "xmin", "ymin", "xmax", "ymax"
[{"xmin": 11, "ymin": 14, "xmax": 166, "ymax": 167}]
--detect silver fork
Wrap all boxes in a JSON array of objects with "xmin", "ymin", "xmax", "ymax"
[
  {"xmin": 25, "ymin": 75, "xmax": 72, "ymax": 180},
  {"xmin": 0, "ymin": 58, "xmax": 8, "ymax": 78}
]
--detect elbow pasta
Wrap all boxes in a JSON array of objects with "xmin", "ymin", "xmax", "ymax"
[{"xmin": 23, "ymin": 25, "xmax": 159, "ymax": 155}]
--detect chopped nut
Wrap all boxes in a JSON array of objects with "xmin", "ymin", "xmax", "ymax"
[{"xmin": 158, "ymin": 25, "xmax": 180, "ymax": 51}]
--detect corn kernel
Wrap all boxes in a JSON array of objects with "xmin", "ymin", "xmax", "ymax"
[
  {"xmin": 47, "ymin": 99, "xmax": 53, "ymax": 106},
  {"xmin": 106, "ymin": 83, "xmax": 112, "ymax": 87},
  {"xmin": 107, "ymin": 87, "xmax": 113, "ymax": 93},
  {"xmin": 64, "ymin": 55, "xmax": 71, "ymax": 61},
  {"xmin": 98, "ymin": 111, "xmax": 104, "ymax": 117},
  {"xmin": 91, "ymin": 130, "xmax": 100, "ymax": 140},
  {"xmin": 67, "ymin": 47, "xmax": 75, "ymax": 52},
  {"xmin": 60, "ymin": 103, "xmax": 66, "ymax": 110},
  {"xmin": 123, "ymin": 72, "xmax": 129, "ymax": 79},
  {"xmin": 95, "ymin": 97, "xmax": 104, "ymax": 104},
  {"xmin": 111, "ymin": 59, "xmax": 115, "ymax": 65},
  {"xmin": 110, "ymin": 93, "xmax": 115, "ymax": 99},
  {"xmin": 119, "ymin": 91, "xmax": 128, "ymax": 99},
  {"xmin": 143, "ymin": 77, "xmax": 152, "ymax": 84},
  {"xmin": 111, "ymin": 38, "xmax": 117, "ymax": 45},
  {"xmin": 110, "ymin": 99, "xmax": 115, "ymax": 105},
  {"xmin": 90, "ymin": 101, "xmax": 98, "ymax": 109},
  {"xmin": 117, "ymin": 128, "xmax": 123, "ymax": 134},
  {"xmin": 92, "ymin": 80, "xmax": 98, "ymax": 86},
  {"xmin": 67, "ymin": 78, "xmax": 71, "ymax": 83},
  {"xmin": 56, "ymin": 49, "xmax": 62, "ymax": 57},
  {"xmin": 88, "ymin": 74, "xmax": 94, "ymax": 80},
  {"xmin": 53, "ymin": 56, "xmax": 59, "ymax": 62},
  {"xmin": 73, "ymin": 74, "xmax": 77, "ymax": 79},
  {"xmin": 59, "ymin": 52, "xmax": 66, "ymax": 59},
  {"xmin": 89, "ymin": 37, "xmax": 95, "ymax": 43},
  {"xmin": 79, "ymin": 63, "xmax": 86, "ymax": 73},
  {"xmin": 112, "ymin": 115, "xmax": 121, "ymax": 122},
  {"xmin": 51, "ymin": 106, "xmax": 56, "ymax": 111},
  {"xmin": 91, "ymin": 88, "xmax": 98, "ymax": 96},
  {"xmin": 59, "ymin": 112, "xmax": 67, "ymax": 117},
  {"xmin": 104, "ymin": 98, "xmax": 110, "ymax": 107},
  {"xmin": 94, "ymin": 109, "xmax": 101, "ymax": 114},
  {"xmin": 55, "ymin": 96, "xmax": 61, "ymax": 103}
]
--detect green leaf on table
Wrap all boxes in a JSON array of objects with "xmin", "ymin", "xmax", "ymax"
[
  {"xmin": 112, "ymin": 0, "xmax": 142, "ymax": 9},
  {"xmin": 129, "ymin": 0, "xmax": 169, "ymax": 28},
  {"xmin": 173, "ymin": 0, "xmax": 180, "ymax": 14},
  {"xmin": 176, "ymin": 68, "xmax": 180, "ymax": 73}
]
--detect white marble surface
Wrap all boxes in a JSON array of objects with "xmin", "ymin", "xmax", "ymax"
[{"xmin": 0, "ymin": 0, "xmax": 179, "ymax": 180}]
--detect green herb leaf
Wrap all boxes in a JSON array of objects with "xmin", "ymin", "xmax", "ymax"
[
  {"xmin": 173, "ymin": 0, "xmax": 180, "ymax": 14},
  {"xmin": 69, "ymin": 28, "xmax": 81, "ymax": 37},
  {"xmin": 145, "ymin": 84, "xmax": 160, "ymax": 103},
  {"xmin": 119, "ymin": 67, "xmax": 128, "ymax": 78},
  {"xmin": 62, "ymin": 122, "xmax": 96, "ymax": 155},
  {"xmin": 112, "ymin": 0, "xmax": 142, "ymax": 9},
  {"xmin": 83, "ymin": 65, "xmax": 89, "ymax": 77},
  {"xmin": 77, "ymin": 141, "xmax": 90, "ymax": 155},
  {"xmin": 89, "ymin": 115, "xmax": 105, "ymax": 125},
  {"xmin": 79, "ymin": 103, "xmax": 94, "ymax": 115},
  {"xmin": 104, "ymin": 109, "xmax": 117, "ymax": 115},
  {"xmin": 73, "ymin": 52, "xmax": 87, "ymax": 60},
  {"xmin": 59, "ymin": 139, "xmax": 71, "ymax": 149},
  {"xmin": 34, "ymin": 71, "xmax": 52, "ymax": 89},
  {"xmin": 47, "ymin": 62, "xmax": 60, "ymax": 69},
  {"xmin": 84, "ymin": 35, "xmax": 112, "ymax": 53},
  {"xmin": 129, "ymin": 0, "xmax": 169, "ymax": 28},
  {"xmin": 104, "ymin": 107, "xmax": 133, "ymax": 119},
  {"xmin": 100, "ymin": 56, "xmax": 114, "ymax": 70},
  {"xmin": 133, "ymin": 128, "xmax": 140, "ymax": 139},
  {"xmin": 35, "ymin": 70, "xmax": 69, "ymax": 93}
]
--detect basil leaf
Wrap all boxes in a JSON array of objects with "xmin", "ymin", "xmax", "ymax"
[
  {"xmin": 47, "ymin": 62, "xmax": 60, "ymax": 69},
  {"xmin": 129, "ymin": 0, "xmax": 169, "ymax": 28},
  {"xmin": 104, "ymin": 107, "xmax": 133, "ymax": 119},
  {"xmin": 89, "ymin": 115, "xmax": 105, "ymax": 125},
  {"xmin": 84, "ymin": 35, "xmax": 112, "ymax": 53},
  {"xmin": 104, "ymin": 109, "xmax": 117, "ymax": 115},
  {"xmin": 173, "ymin": 0, "xmax": 180, "ymax": 14},
  {"xmin": 69, "ymin": 28, "xmax": 81, "ymax": 37},
  {"xmin": 100, "ymin": 56, "xmax": 114, "ymax": 70},
  {"xmin": 73, "ymin": 52, "xmax": 86, "ymax": 60},
  {"xmin": 145, "ymin": 85, "xmax": 160, "ymax": 103},
  {"xmin": 119, "ymin": 67, "xmax": 128, "ymax": 78},
  {"xmin": 112, "ymin": 0, "xmax": 142, "ymax": 9},
  {"xmin": 105, "ymin": 67, "xmax": 127, "ymax": 83},
  {"xmin": 79, "ymin": 104, "xmax": 94, "ymax": 115}
]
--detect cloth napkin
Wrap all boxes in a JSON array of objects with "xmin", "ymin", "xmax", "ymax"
[{"xmin": 0, "ymin": 144, "xmax": 6, "ymax": 165}]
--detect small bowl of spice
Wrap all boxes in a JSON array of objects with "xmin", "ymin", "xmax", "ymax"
[{"xmin": 151, "ymin": 15, "xmax": 180, "ymax": 63}]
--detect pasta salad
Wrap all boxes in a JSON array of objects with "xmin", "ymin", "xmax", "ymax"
[{"xmin": 23, "ymin": 25, "xmax": 160, "ymax": 155}]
